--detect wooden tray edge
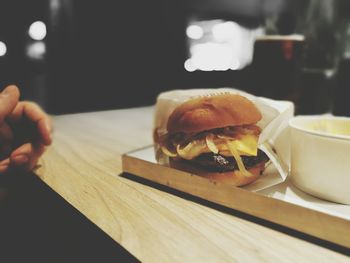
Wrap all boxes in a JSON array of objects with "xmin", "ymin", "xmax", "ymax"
[{"xmin": 122, "ymin": 153, "xmax": 350, "ymax": 248}]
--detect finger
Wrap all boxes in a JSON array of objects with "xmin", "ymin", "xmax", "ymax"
[
  {"xmin": 9, "ymin": 101, "xmax": 52, "ymax": 145},
  {"xmin": 0, "ymin": 166, "xmax": 9, "ymax": 174},
  {"xmin": 0, "ymin": 85, "xmax": 20, "ymax": 123},
  {"xmin": 0, "ymin": 121, "xmax": 14, "ymax": 143},
  {"xmin": 10, "ymin": 142, "xmax": 45, "ymax": 171},
  {"xmin": 38, "ymin": 116, "xmax": 53, "ymax": 145},
  {"xmin": 0, "ymin": 158, "xmax": 10, "ymax": 174}
]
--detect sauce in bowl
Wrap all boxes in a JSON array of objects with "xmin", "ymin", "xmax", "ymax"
[{"xmin": 290, "ymin": 116, "xmax": 350, "ymax": 140}]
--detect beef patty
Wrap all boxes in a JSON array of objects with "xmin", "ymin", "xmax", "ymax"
[{"xmin": 188, "ymin": 149, "xmax": 269, "ymax": 172}]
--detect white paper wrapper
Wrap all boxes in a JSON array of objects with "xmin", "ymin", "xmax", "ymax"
[{"xmin": 154, "ymin": 88, "xmax": 294, "ymax": 189}]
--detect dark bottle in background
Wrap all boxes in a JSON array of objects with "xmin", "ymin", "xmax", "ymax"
[
  {"xmin": 294, "ymin": 0, "xmax": 342, "ymax": 115},
  {"xmin": 295, "ymin": 68, "xmax": 337, "ymax": 114},
  {"xmin": 252, "ymin": 35, "xmax": 305, "ymax": 109},
  {"xmin": 251, "ymin": 0, "xmax": 344, "ymax": 115},
  {"xmin": 334, "ymin": 58, "xmax": 350, "ymax": 116},
  {"xmin": 248, "ymin": 1, "xmax": 308, "ymax": 115},
  {"xmin": 333, "ymin": 0, "xmax": 350, "ymax": 116}
]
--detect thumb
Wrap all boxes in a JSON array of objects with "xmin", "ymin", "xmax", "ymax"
[{"xmin": 0, "ymin": 85, "xmax": 20, "ymax": 123}]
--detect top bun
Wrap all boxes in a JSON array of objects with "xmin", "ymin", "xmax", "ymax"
[{"xmin": 167, "ymin": 93, "xmax": 262, "ymax": 134}]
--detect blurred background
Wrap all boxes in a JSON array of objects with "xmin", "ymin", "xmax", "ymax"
[{"xmin": 0, "ymin": 0, "xmax": 350, "ymax": 115}]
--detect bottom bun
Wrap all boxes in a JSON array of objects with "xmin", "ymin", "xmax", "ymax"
[{"xmin": 169, "ymin": 159, "xmax": 266, "ymax": 187}]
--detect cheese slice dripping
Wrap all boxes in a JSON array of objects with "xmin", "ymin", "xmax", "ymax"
[
  {"xmin": 225, "ymin": 140, "xmax": 253, "ymax": 177},
  {"xmin": 218, "ymin": 134, "xmax": 258, "ymax": 156}
]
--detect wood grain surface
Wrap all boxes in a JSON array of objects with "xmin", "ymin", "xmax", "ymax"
[{"xmin": 35, "ymin": 107, "xmax": 349, "ymax": 262}]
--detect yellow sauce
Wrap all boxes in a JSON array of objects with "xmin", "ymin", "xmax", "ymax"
[{"xmin": 306, "ymin": 119, "xmax": 350, "ymax": 137}]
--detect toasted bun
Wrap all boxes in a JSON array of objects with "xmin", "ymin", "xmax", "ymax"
[
  {"xmin": 167, "ymin": 94, "xmax": 262, "ymax": 134},
  {"xmin": 169, "ymin": 158, "xmax": 266, "ymax": 187}
]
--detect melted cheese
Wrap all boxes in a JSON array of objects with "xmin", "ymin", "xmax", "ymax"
[
  {"xmin": 216, "ymin": 134, "xmax": 258, "ymax": 156},
  {"xmin": 162, "ymin": 132, "xmax": 259, "ymax": 175},
  {"xmin": 162, "ymin": 133, "xmax": 258, "ymax": 159},
  {"xmin": 206, "ymin": 134, "xmax": 219, "ymax": 154},
  {"xmin": 226, "ymin": 140, "xmax": 253, "ymax": 177}
]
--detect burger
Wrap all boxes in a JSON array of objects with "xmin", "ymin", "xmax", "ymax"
[{"xmin": 154, "ymin": 93, "xmax": 269, "ymax": 187}]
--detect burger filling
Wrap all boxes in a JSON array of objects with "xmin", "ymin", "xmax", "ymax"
[
  {"xmin": 159, "ymin": 125, "xmax": 267, "ymax": 177},
  {"xmin": 189, "ymin": 150, "xmax": 269, "ymax": 173}
]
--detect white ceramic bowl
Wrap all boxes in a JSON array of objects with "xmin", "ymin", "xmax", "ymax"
[{"xmin": 289, "ymin": 116, "xmax": 350, "ymax": 204}]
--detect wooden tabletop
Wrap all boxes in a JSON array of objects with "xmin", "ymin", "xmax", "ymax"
[{"xmin": 35, "ymin": 106, "xmax": 349, "ymax": 262}]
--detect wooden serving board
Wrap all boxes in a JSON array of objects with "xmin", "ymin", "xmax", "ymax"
[{"xmin": 122, "ymin": 146, "xmax": 350, "ymax": 248}]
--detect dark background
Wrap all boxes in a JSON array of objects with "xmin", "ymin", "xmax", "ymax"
[{"xmin": 0, "ymin": 0, "xmax": 349, "ymax": 115}]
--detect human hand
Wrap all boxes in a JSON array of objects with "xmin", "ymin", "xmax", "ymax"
[{"xmin": 0, "ymin": 85, "xmax": 53, "ymax": 173}]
